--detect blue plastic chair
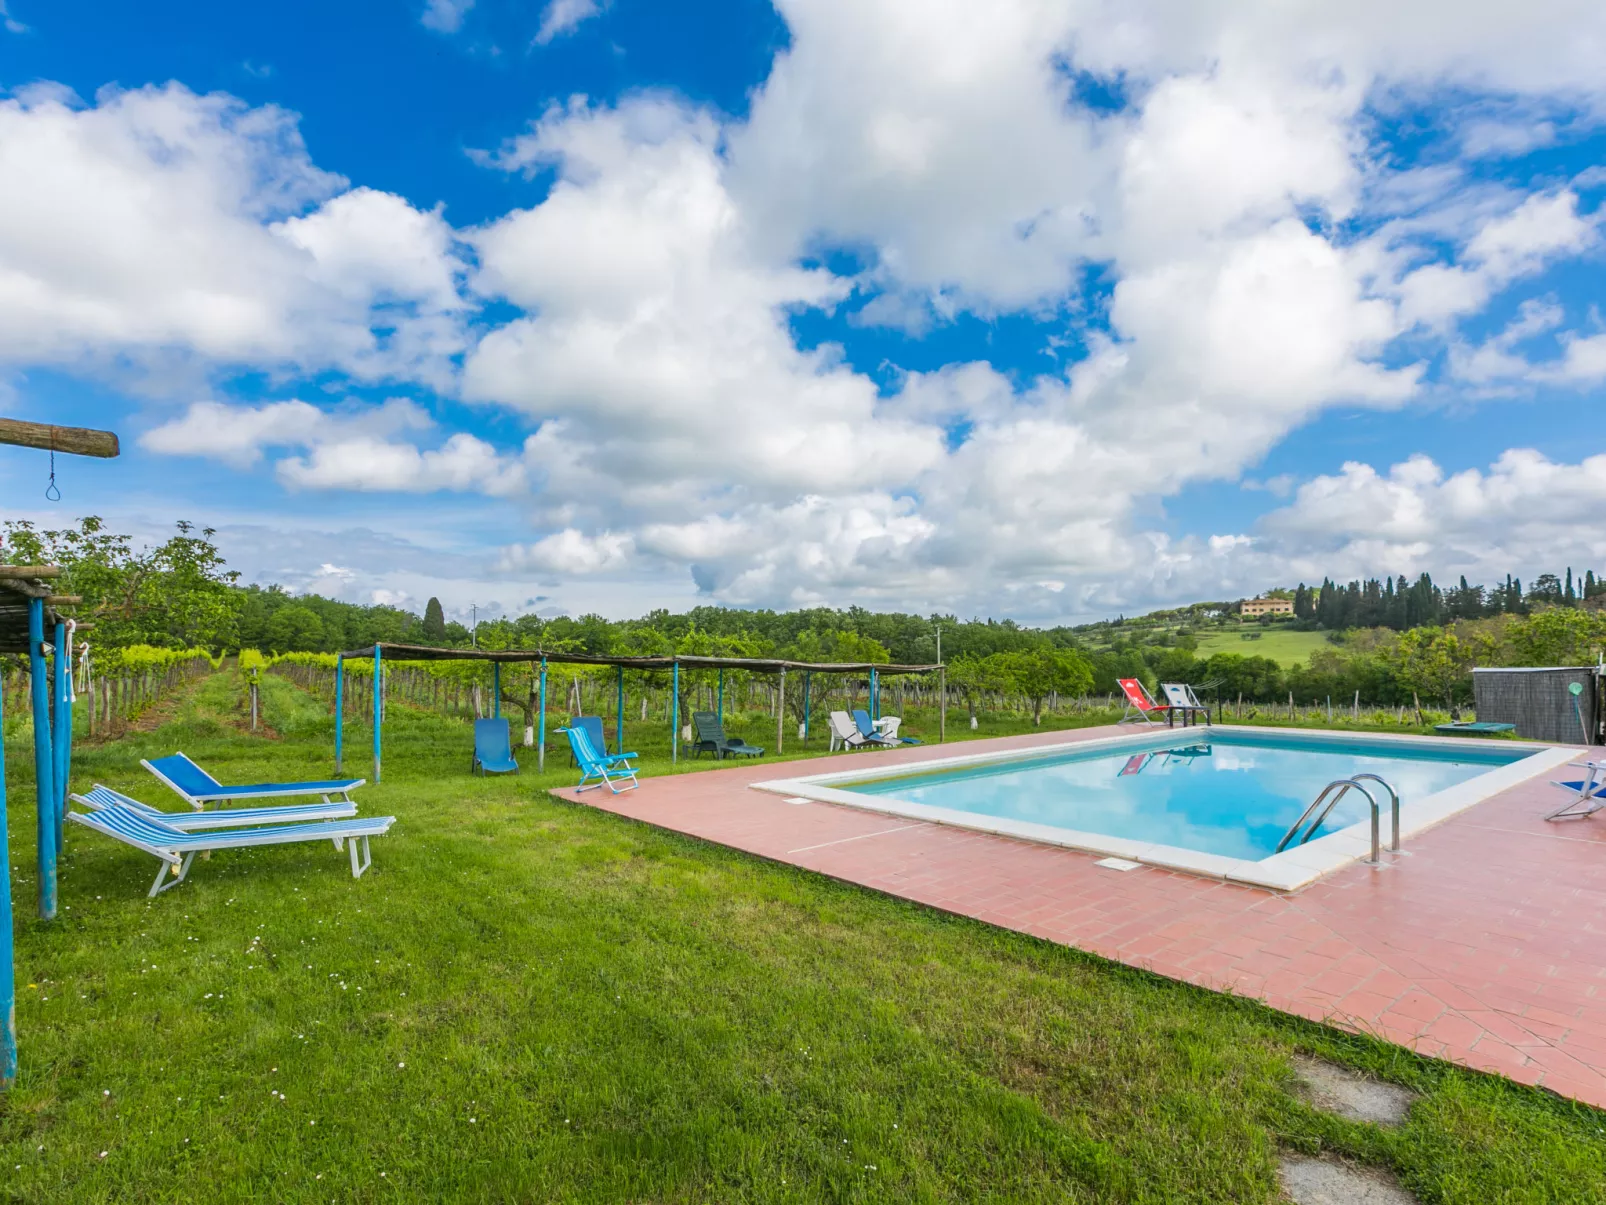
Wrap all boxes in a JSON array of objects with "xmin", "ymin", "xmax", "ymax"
[{"xmin": 472, "ymin": 718, "xmax": 519, "ymax": 775}]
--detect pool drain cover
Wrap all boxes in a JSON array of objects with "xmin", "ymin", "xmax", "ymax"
[{"xmin": 1094, "ymin": 857, "xmax": 1142, "ymax": 871}]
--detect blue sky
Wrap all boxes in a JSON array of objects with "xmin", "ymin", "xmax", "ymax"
[{"xmin": 1, "ymin": 0, "xmax": 1604, "ymax": 625}]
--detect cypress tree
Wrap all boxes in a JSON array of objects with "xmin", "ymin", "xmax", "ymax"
[{"xmin": 423, "ymin": 596, "xmax": 447, "ymax": 643}]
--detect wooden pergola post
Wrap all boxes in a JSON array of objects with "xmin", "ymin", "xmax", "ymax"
[
  {"xmin": 28, "ymin": 599, "xmax": 56, "ymax": 920},
  {"xmin": 334, "ymin": 656, "xmax": 345, "ymax": 774},
  {"xmin": 537, "ymin": 657, "xmax": 547, "ymax": 772},
  {"xmin": 0, "ymin": 679, "xmax": 16, "ymax": 1086},
  {"xmin": 372, "ymin": 645, "xmax": 382, "ymax": 784},
  {"xmin": 777, "ymin": 667, "xmax": 786, "ymax": 755},
  {"xmin": 52, "ymin": 622, "xmax": 70, "ymax": 850}
]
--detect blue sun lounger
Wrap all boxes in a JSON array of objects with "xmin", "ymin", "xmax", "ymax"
[
  {"xmin": 560, "ymin": 725, "xmax": 640, "ymax": 794},
  {"xmin": 73, "ymin": 783, "xmax": 358, "ymax": 829},
  {"xmin": 143, "ymin": 752, "xmax": 365, "ymax": 810},
  {"xmin": 472, "ymin": 718, "xmax": 520, "ymax": 775},
  {"xmin": 68, "ymin": 797, "xmax": 396, "ymax": 897}
]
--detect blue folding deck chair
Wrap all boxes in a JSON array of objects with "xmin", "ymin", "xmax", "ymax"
[
  {"xmin": 1548, "ymin": 760, "xmax": 1606, "ymax": 821},
  {"xmin": 851, "ymin": 709, "xmax": 899, "ymax": 747},
  {"xmin": 144, "ymin": 752, "xmax": 365, "ymax": 810},
  {"xmin": 73, "ymin": 783, "xmax": 358, "ymax": 829},
  {"xmin": 68, "ymin": 797, "xmax": 396, "ymax": 897},
  {"xmin": 566, "ymin": 716, "xmax": 607, "ymax": 767},
  {"xmin": 472, "ymin": 718, "xmax": 520, "ymax": 775},
  {"xmin": 560, "ymin": 725, "xmax": 640, "ymax": 794}
]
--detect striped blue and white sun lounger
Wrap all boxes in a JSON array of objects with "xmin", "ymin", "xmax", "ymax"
[
  {"xmin": 72, "ymin": 784, "xmax": 358, "ymax": 830},
  {"xmin": 69, "ymin": 799, "xmax": 396, "ymax": 897},
  {"xmin": 559, "ymin": 725, "xmax": 640, "ymax": 794},
  {"xmin": 144, "ymin": 751, "xmax": 365, "ymax": 810}
]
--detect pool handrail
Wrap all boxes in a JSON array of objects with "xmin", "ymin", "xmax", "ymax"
[
  {"xmin": 1276, "ymin": 777, "xmax": 1386, "ymax": 864},
  {"xmin": 1349, "ymin": 773, "xmax": 1401, "ymax": 853}
]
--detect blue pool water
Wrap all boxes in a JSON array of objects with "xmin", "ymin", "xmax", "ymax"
[{"xmin": 842, "ymin": 732, "xmax": 1527, "ymax": 861}]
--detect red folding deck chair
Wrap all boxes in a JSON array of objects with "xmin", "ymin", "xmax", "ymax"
[{"xmin": 1117, "ymin": 678, "xmax": 1167, "ymax": 725}]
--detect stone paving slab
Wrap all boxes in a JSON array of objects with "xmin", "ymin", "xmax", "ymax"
[{"xmin": 553, "ymin": 724, "xmax": 1606, "ymax": 1108}]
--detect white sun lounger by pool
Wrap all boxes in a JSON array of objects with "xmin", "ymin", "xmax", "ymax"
[
  {"xmin": 72, "ymin": 784, "xmax": 358, "ymax": 830},
  {"xmin": 69, "ymin": 797, "xmax": 395, "ymax": 897}
]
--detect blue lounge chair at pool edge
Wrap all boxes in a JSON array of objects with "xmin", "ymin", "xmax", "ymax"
[
  {"xmin": 472, "ymin": 718, "xmax": 519, "ymax": 776},
  {"xmin": 73, "ymin": 783, "xmax": 358, "ymax": 829},
  {"xmin": 144, "ymin": 751, "xmax": 365, "ymax": 810},
  {"xmin": 560, "ymin": 725, "xmax": 640, "ymax": 793},
  {"xmin": 67, "ymin": 796, "xmax": 396, "ymax": 897},
  {"xmin": 1547, "ymin": 761, "xmax": 1606, "ymax": 821}
]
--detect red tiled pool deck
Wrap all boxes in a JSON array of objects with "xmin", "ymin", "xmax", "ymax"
[{"xmin": 553, "ymin": 725, "xmax": 1606, "ymax": 1109}]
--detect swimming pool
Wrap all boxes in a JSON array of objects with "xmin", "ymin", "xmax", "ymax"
[{"xmin": 756, "ymin": 728, "xmax": 1570, "ymax": 890}]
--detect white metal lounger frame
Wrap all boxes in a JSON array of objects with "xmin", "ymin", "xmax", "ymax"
[
  {"xmin": 1548, "ymin": 761, "xmax": 1606, "ymax": 821},
  {"xmin": 142, "ymin": 753, "xmax": 366, "ymax": 809},
  {"xmin": 73, "ymin": 784, "xmax": 358, "ymax": 830},
  {"xmin": 68, "ymin": 804, "xmax": 395, "ymax": 897}
]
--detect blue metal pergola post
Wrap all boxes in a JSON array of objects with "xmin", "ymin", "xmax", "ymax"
[
  {"xmin": 52, "ymin": 622, "xmax": 71, "ymax": 850},
  {"xmin": 0, "ymin": 676, "xmax": 17, "ymax": 1087},
  {"xmin": 493, "ymin": 663, "xmax": 501, "ymax": 719},
  {"xmin": 616, "ymin": 665, "xmax": 624, "ymax": 754},
  {"xmin": 372, "ymin": 645, "xmax": 382, "ymax": 784},
  {"xmin": 717, "ymin": 668, "xmax": 723, "ymax": 723},
  {"xmin": 28, "ymin": 599, "xmax": 56, "ymax": 921},
  {"xmin": 869, "ymin": 667, "xmax": 879, "ymax": 722},
  {"xmin": 672, "ymin": 661, "xmax": 680, "ymax": 765},
  {"xmin": 803, "ymin": 671, "xmax": 811, "ymax": 743},
  {"xmin": 537, "ymin": 658, "xmax": 547, "ymax": 773},
  {"xmin": 333, "ymin": 656, "xmax": 344, "ymax": 774}
]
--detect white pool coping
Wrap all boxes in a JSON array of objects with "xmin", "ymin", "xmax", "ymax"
[{"xmin": 750, "ymin": 725, "xmax": 1577, "ymax": 891}]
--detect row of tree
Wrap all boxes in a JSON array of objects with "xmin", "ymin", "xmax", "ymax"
[
  {"xmin": 8, "ymin": 517, "xmax": 1606, "ymax": 715},
  {"xmin": 1288, "ymin": 569, "xmax": 1606, "ymax": 631}
]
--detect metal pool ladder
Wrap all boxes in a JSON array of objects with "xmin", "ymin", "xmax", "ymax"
[{"xmin": 1275, "ymin": 773, "xmax": 1400, "ymax": 865}]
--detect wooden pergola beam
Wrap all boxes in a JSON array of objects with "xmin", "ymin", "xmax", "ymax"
[
  {"xmin": 0, "ymin": 419, "xmax": 120, "ymax": 459},
  {"xmin": 0, "ymin": 566, "xmax": 61, "ymax": 579}
]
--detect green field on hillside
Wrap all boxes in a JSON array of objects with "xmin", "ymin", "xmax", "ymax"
[{"xmin": 1193, "ymin": 626, "xmax": 1334, "ymax": 667}]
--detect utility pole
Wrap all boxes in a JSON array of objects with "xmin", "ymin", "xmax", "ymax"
[{"xmin": 469, "ymin": 602, "xmax": 479, "ymax": 648}]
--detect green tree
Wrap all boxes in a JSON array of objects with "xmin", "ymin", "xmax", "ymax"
[
  {"xmin": 1388, "ymin": 627, "xmax": 1474, "ymax": 710},
  {"xmin": 2, "ymin": 516, "xmax": 240, "ymax": 649},
  {"xmin": 422, "ymin": 597, "xmax": 447, "ymax": 643},
  {"xmin": 946, "ymin": 654, "xmax": 1011, "ymax": 728},
  {"xmin": 997, "ymin": 647, "xmax": 1095, "ymax": 725},
  {"xmin": 265, "ymin": 605, "xmax": 326, "ymax": 653},
  {"xmin": 1505, "ymin": 608, "xmax": 1606, "ymax": 667}
]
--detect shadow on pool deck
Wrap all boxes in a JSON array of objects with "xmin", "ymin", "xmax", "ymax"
[{"xmin": 553, "ymin": 723, "xmax": 1606, "ymax": 1107}]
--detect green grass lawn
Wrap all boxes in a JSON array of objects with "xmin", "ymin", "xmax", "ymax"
[
  {"xmin": 0, "ymin": 670, "xmax": 1600, "ymax": 1202},
  {"xmin": 1194, "ymin": 626, "xmax": 1335, "ymax": 668}
]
